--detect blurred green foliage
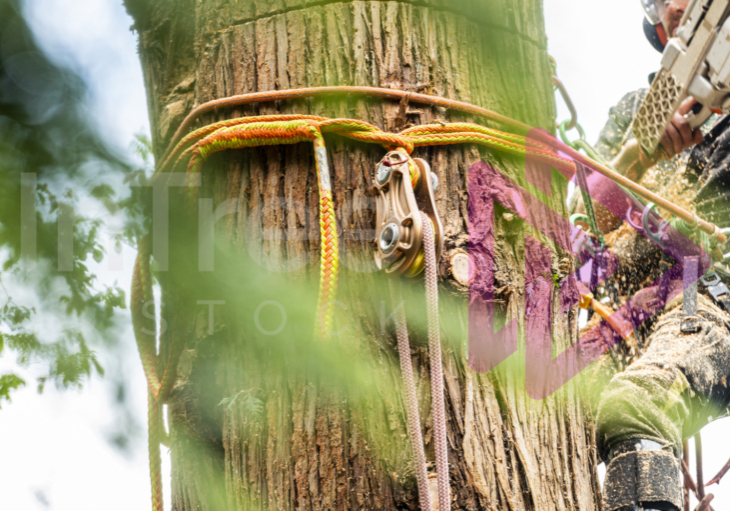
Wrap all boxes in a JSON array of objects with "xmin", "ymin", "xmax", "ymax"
[{"xmin": 0, "ymin": 0, "xmax": 149, "ymax": 405}]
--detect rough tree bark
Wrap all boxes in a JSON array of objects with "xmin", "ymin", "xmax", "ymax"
[{"xmin": 124, "ymin": 1, "xmax": 602, "ymax": 510}]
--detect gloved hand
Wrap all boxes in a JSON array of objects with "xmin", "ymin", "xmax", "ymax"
[{"xmin": 658, "ymin": 98, "xmax": 704, "ymax": 159}]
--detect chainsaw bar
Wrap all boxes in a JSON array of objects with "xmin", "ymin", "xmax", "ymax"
[{"xmin": 632, "ymin": 68, "xmax": 686, "ymax": 157}]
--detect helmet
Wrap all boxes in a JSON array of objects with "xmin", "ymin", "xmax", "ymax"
[
  {"xmin": 643, "ymin": 16, "xmax": 667, "ymax": 52},
  {"xmin": 641, "ymin": 0, "xmax": 668, "ymax": 53},
  {"xmin": 641, "ymin": 0, "xmax": 667, "ymax": 25}
]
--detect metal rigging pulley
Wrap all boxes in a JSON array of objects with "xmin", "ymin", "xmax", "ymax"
[
  {"xmin": 372, "ymin": 150, "xmax": 443, "ymax": 277},
  {"xmin": 372, "ymin": 150, "xmax": 450, "ymax": 510}
]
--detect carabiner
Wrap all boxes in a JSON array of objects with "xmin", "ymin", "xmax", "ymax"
[
  {"xmin": 625, "ymin": 204, "xmax": 644, "ymax": 233},
  {"xmin": 641, "ymin": 202, "xmax": 669, "ymax": 247},
  {"xmin": 559, "ymin": 120, "xmax": 586, "ymax": 149},
  {"xmin": 553, "ymin": 76, "xmax": 578, "ymax": 132},
  {"xmin": 570, "ymin": 213, "xmax": 590, "ymax": 227}
]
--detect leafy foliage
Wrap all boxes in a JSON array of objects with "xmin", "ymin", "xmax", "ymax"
[
  {"xmin": 0, "ymin": 373, "xmax": 25, "ymax": 409},
  {"xmin": 0, "ymin": 0, "xmax": 148, "ymax": 401}
]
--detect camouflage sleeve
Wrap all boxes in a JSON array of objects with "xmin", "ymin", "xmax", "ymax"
[{"xmin": 594, "ymin": 90, "xmax": 647, "ymax": 163}]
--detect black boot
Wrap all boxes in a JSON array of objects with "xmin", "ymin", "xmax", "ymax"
[
  {"xmin": 614, "ymin": 505, "xmax": 679, "ymax": 510},
  {"xmin": 603, "ymin": 439, "xmax": 681, "ymax": 511}
]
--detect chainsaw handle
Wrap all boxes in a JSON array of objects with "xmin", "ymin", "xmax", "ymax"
[{"xmin": 685, "ymin": 102, "xmax": 712, "ymax": 130}]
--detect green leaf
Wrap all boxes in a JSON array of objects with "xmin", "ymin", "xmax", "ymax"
[
  {"xmin": 92, "ymin": 357, "xmax": 105, "ymax": 377},
  {"xmin": 0, "ymin": 373, "xmax": 26, "ymax": 409},
  {"xmin": 90, "ymin": 184, "xmax": 114, "ymax": 199}
]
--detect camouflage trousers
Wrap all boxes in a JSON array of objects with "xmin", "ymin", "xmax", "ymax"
[
  {"xmin": 596, "ymin": 294, "xmax": 730, "ymax": 509},
  {"xmin": 597, "ymin": 294, "xmax": 730, "ymax": 460}
]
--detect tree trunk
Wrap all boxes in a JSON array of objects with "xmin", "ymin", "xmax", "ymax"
[{"xmin": 125, "ymin": 1, "xmax": 602, "ymax": 510}]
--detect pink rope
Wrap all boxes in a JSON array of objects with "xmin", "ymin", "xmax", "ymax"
[
  {"xmin": 391, "ymin": 213, "xmax": 450, "ymax": 510},
  {"xmin": 390, "ymin": 280, "xmax": 433, "ymax": 510},
  {"xmin": 421, "ymin": 212, "xmax": 451, "ymax": 510}
]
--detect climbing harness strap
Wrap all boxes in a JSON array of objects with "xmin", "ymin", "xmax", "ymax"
[{"xmin": 681, "ymin": 256, "xmax": 701, "ymax": 334}]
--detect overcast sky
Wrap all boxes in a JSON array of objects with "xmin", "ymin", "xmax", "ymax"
[{"xmin": 0, "ymin": 1, "xmax": 727, "ymax": 510}]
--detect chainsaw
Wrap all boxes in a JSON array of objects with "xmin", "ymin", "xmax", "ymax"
[{"xmin": 633, "ymin": 0, "xmax": 730, "ymax": 156}]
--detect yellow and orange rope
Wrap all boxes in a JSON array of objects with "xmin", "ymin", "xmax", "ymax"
[
  {"xmin": 159, "ymin": 86, "xmax": 726, "ymax": 244},
  {"xmin": 157, "ymin": 115, "xmax": 584, "ymax": 343},
  {"xmin": 131, "ymin": 238, "xmax": 174, "ymax": 511}
]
